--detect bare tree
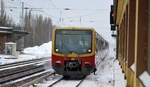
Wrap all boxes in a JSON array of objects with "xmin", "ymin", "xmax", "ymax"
[
  {"xmin": 0, "ymin": 0, "xmax": 14, "ymax": 26},
  {"xmin": 24, "ymin": 12, "xmax": 53, "ymax": 47}
]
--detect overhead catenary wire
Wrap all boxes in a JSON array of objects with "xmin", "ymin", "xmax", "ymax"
[{"xmin": 4, "ymin": 0, "xmax": 110, "ymax": 27}]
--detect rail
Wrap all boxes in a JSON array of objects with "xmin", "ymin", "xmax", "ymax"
[
  {"xmin": 48, "ymin": 77, "xmax": 85, "ymax": 87},
  {"xmin": 0, "ymin": 57, "xmax": 52, "ymax": 87},
  {"xmin": 0, "ymin": 57, "xmax": 50, "ymax": 69}
]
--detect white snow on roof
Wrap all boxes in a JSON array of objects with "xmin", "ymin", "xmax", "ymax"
[{"xmin": 5, "ymin": 42, "xmax": 16, "ymax": 44}]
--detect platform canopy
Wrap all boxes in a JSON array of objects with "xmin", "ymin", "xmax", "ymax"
[{"xmin": 0, "ymin": 26, "xmax": 29, "ymax": 40}]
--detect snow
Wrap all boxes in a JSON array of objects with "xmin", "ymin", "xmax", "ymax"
[
  {"xmin": 0, "ymin": 41, "xmax": 52, "ymax": 65},
  {"xmin": 23, "ymin": 41, "xmax": 52, "ymax": 58},
  {"xmin": 130, "ymin": 64, "xmax": 135, "ymax": 72},
  {"xmin": 0, "ymin": 55, "xmax": 18, "ymax": 64},
  {"xmin": 139, "ymin": 71, "xmax": 150, "ymax": 87},
  {"xmin": 33, "ymin": 75, "xmax": 63, "ymax": 87},
  {"xmin": 113, "ymin": 60, "xmax": 127, "ymax": 87},
  {"xmin": 0, "ymin": 60, "xmax": 46, "ymax": 71},
  {"xmin": 52, "ymin": 80, "xmax": 81, "ymax": 87},
  {"xmin": 86, "ymin": 43, "xmax": 126, "ymax": 87},
  {"xmin": 6, "ymin": 69, "xmax": 54, "ymax": 85},
  {"xmin": 5, "ymin": 42, "xmax": 16, "ymax": 45},
  {"xmin": 80, "ymin": 80, "xmax": 101, "ymax": 87}
]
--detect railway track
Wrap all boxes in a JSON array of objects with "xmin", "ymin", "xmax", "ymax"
[
  {"xmin": 0, "ymin": 57, "xmax": 86, "ymax": 87},
  {"xmin": 0, "ymin": 57, "xmax": 54, "ymax": 87},
  {"xmin": 0, "ymin": 70, "xmax": 55, "ymax": 87},
  {"xmin": 0, "ymin": 57, "xmax": 49, "ymax": 69},
  {"xmin": 48, "ymin": 77, "xmax": 85, "ymax": 87}
]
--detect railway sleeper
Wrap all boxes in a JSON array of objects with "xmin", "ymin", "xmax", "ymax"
[
  {"xmin": 0, "ymin": 64, "xmax": 41, "ymax": 78},
  {"xmin": 0, "ymin": 70, "xmax": 53, "ymax": 87},
  {"xmin": 0, "ymin": 65, "xmax": 45, "ymax": 84}
]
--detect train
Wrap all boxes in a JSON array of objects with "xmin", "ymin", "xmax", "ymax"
[{"xmin": 51, "ymin": 27, "xmax": 108, "ymax": 78}]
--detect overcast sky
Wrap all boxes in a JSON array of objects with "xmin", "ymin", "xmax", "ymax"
[{"xmin": 5, "ymin": 0, "xmax": 114, "ymax": 43}]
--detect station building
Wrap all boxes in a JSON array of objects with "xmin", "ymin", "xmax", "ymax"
[{"xmin": 0, "ymin": 27, "xmax": 28, "ymax": 53}]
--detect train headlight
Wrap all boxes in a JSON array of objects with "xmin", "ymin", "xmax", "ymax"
[
  {"xmin": 88, "ymin": 49, "xmax": 92, "ymax": 52},
  {"xmin": 55, "ymin": 48, "xmax": 59, "ymax": 52}
]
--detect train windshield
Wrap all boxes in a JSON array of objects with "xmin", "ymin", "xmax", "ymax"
[{"xmin": 55, "ymin": 30, "xmax": 92, "ymax": 54}]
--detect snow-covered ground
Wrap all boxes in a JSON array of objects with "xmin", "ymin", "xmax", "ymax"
[
  {"xmin": 80, "ymin": 43, "xmax": 126, "ymax": 87},
  {"xmin": 0, "ymin": 41, "xmax": 52, "ymax": 65},
  {"xmin": 23, "ymin": 41, "xmax": 52, "ymax": 58}
]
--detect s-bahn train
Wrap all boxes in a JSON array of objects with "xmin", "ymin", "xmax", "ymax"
[{"xmin": 52, "ymin": 27, "xmax": 108, "ymax": 78}]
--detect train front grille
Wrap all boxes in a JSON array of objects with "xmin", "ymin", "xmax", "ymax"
[{"xmin": 64, "ymin": 60, "xmax": 81, "ymax": 71}]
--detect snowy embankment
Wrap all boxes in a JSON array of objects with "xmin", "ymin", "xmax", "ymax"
[
  {"xmin": 22, "ymin": 41, "xmax": 52, "ymax": 58},
  {"xmin": 0, "ymin": 41, "xmax": 52, "ymax": 65}
]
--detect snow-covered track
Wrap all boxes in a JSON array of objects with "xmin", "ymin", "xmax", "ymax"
[
  {"xmin": 76, "ymin": 78, "xmax": 85, "ymax": 87},
  {"xmin": 0, "ymin": 70, "xmax": 54, "ymax": 87},
  {"xmin": 0, "ymin": 57, "xmax": 50, "ymax": 79},
  {"xmin": 48, "ymin": 77, "xmax": 64, "ymax": 87},
  {"xmin": 0, "ymin": 57, "xmax": 52, "ymax": 87},
  {"xmin": 48, "ymin": 77, "xmax": 85, "ymax": 87},
  {"xmin": 0, "ymin": 57, "xmax": 49, "ymax": 69}
]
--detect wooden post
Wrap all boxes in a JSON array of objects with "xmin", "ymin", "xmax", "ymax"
[
  {"xmin": 134, "ymin": 0, "xmax": 148, "ymax": 86},
  {"xmin": 127, "ymin": 0, "xmax": 136, "ymax": 67}
]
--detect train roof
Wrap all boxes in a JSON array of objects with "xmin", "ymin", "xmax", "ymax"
[{"xmin": 53, "ymin": 27, "xmax": 96, "ymax": 31}]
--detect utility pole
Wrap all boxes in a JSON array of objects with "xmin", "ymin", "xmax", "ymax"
[
  {"xmin": 0, "ymin": 0, "xmax": 2, "ymax": 18},
  {"xmin": 59, "ymin": 10, "xmax": 62, "ymax": 24},
  {"xmin": 80, "ymin": 16, "xmax": 81, "ymax": 24},
  {"xmin": 21, "ymin": 2, "xmax": 24, "ymax": 27},
  {"xmin": 19, "ymin": 2, "xmax": 24, "ymax": 50},
  {"xmin": 0, "ymin": 0, "xmax": 5, "ymax": 25},
  {"xmin": 0, "ymin": 0, "xmax": 1, "ymax": 25},
  {"xmin": 21, "ymin": 2, "xmax": 24, "ymax": 19},
  {"xmin": 0, "ymin": 0, "xmax": 4, "ymax": 18}
]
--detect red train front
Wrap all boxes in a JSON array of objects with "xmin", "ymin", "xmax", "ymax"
[{"xmin": 52, "ymin": 27, "xmax": 96, "ymax": 77}]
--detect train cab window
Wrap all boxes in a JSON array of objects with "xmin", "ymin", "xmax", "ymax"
[{"xmin": 55, "ymin": 30, "xmax": 92, "ymax": 54}]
